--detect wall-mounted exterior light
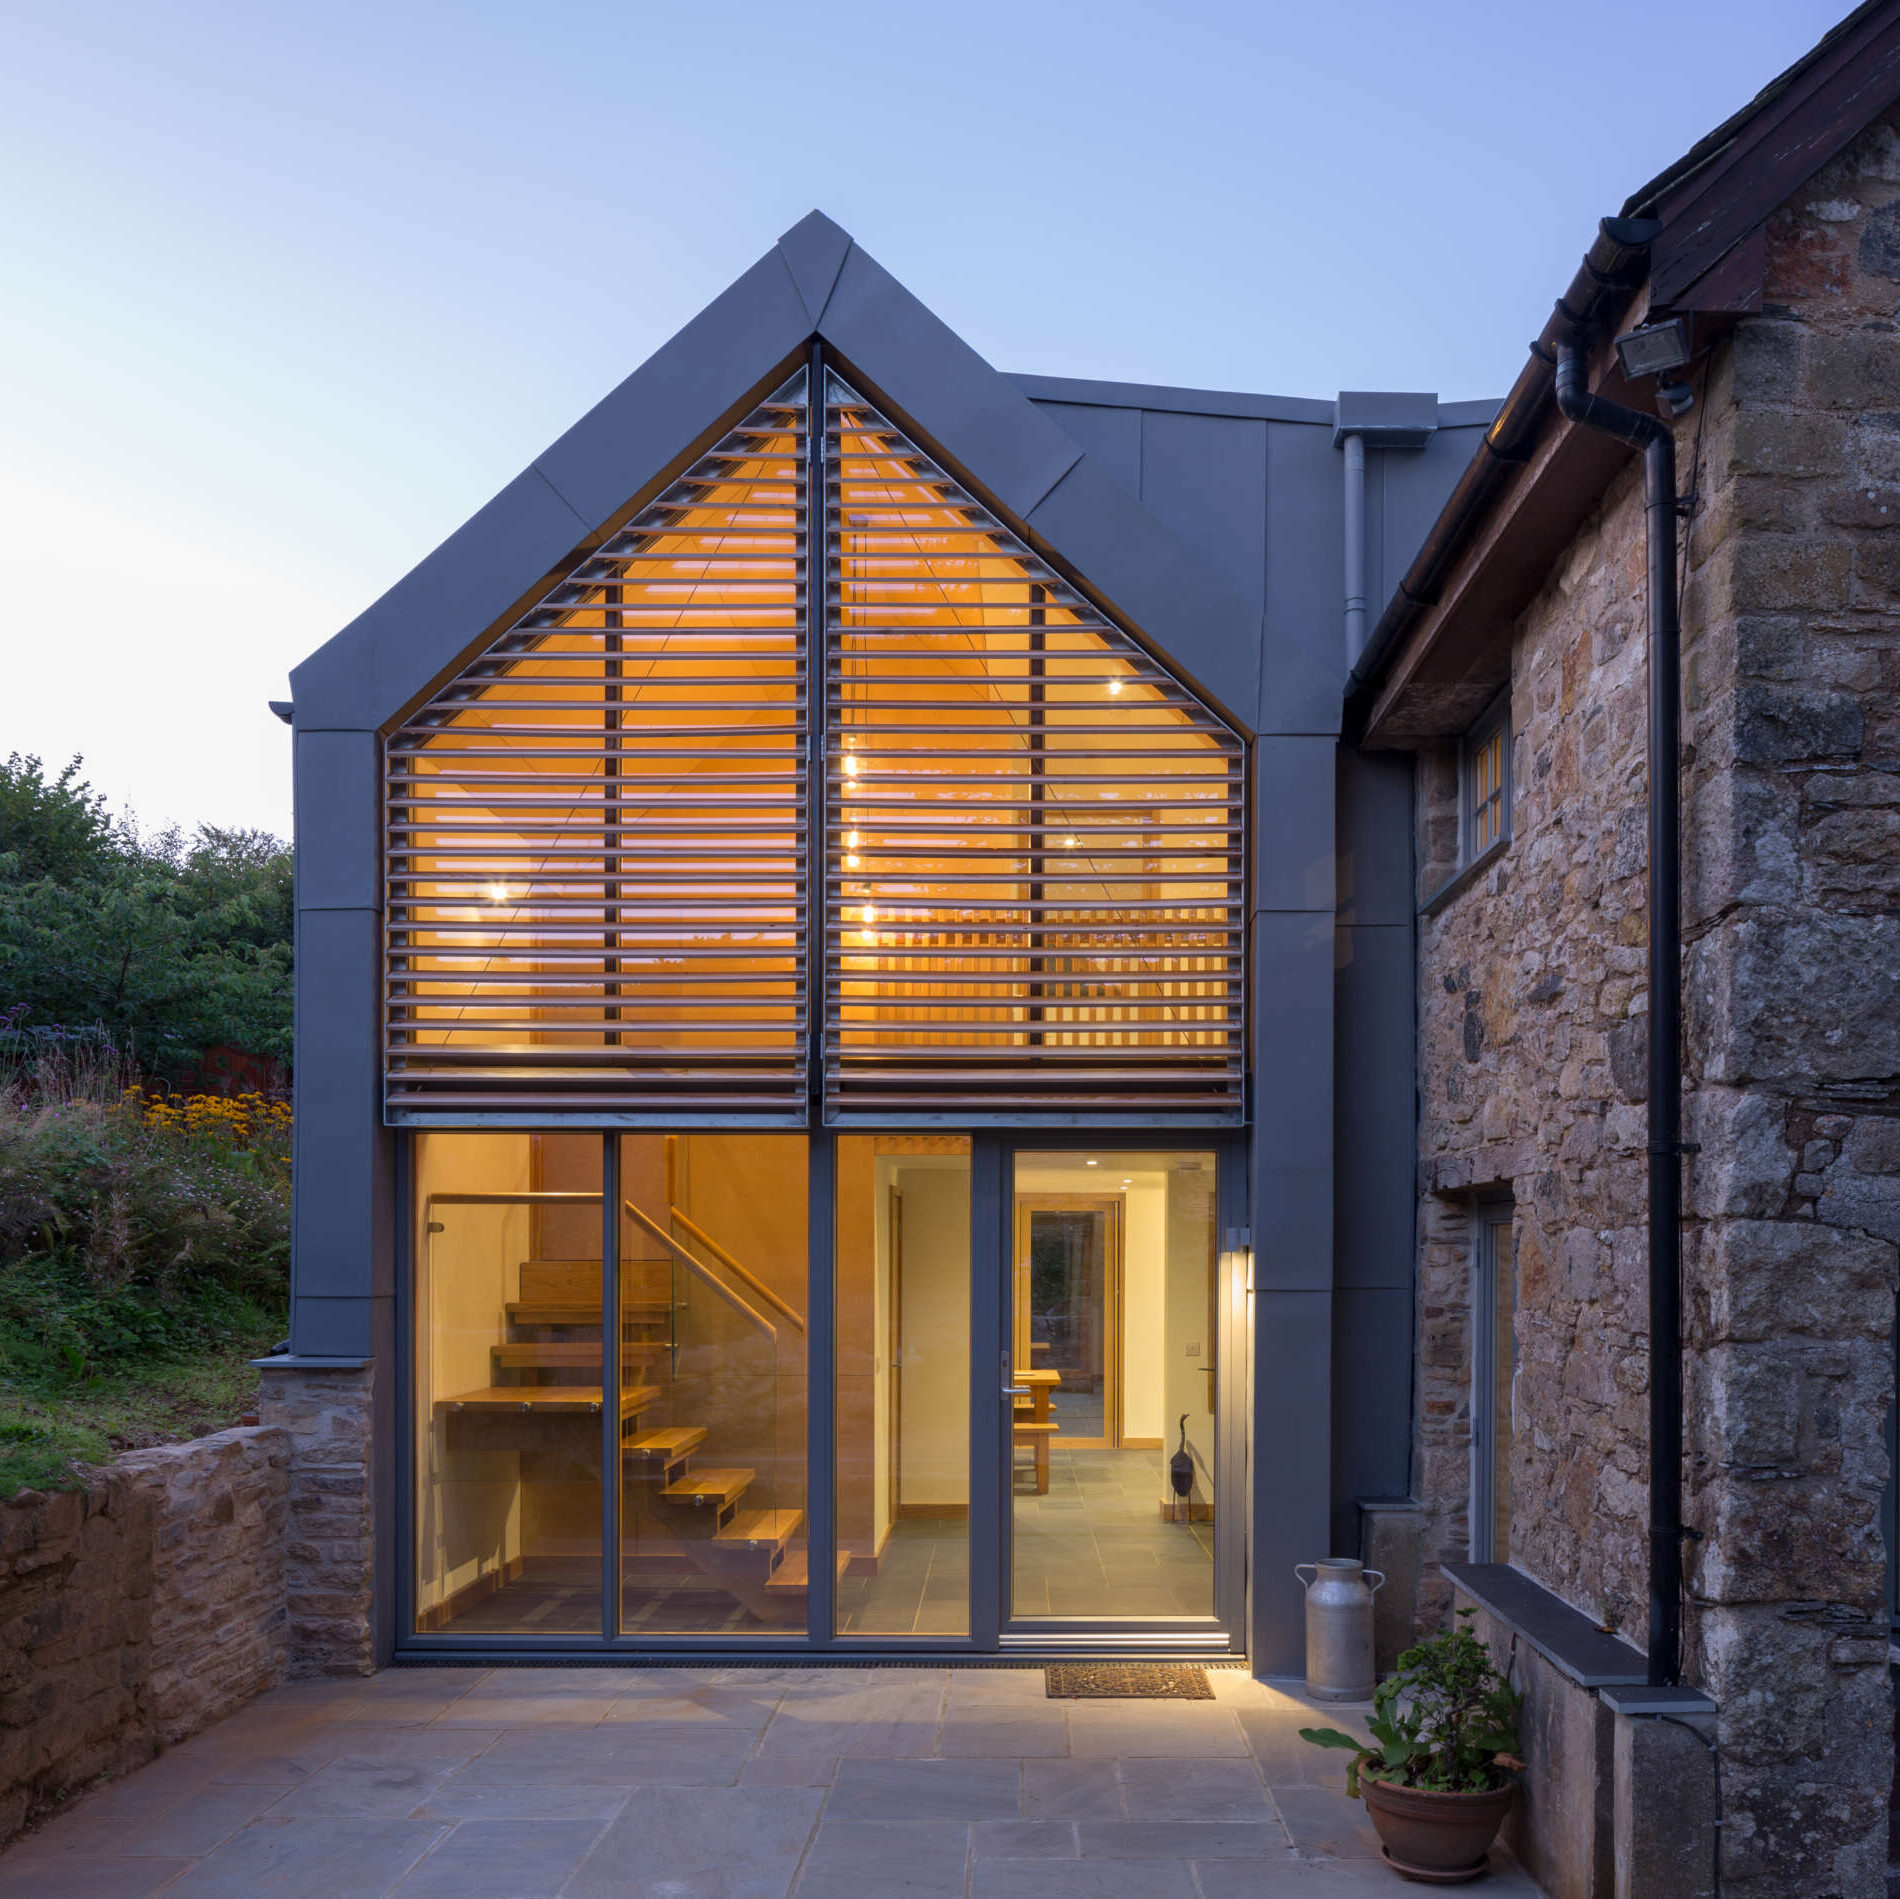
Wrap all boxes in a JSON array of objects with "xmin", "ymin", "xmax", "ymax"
[
  {"xmin": 1223, "ymin": 1225, "xmax": 1254, "ymax": 1292},
  {"xmin": 1613, "ymin": 318, "xmax": 1689, "ymax": 381},
  {"xmin": 1614, "ymin": 319, "xmax": 1695, "ymax": 417}
]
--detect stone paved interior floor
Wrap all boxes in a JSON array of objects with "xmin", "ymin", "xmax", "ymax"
[
  {"xmin": 0, "ymin": 1665, "xmax": 1543, "ymax": 1897},
  {"xmin": 841, "ymin": 1445, "xmax": 1218, "ymax": 1635}
]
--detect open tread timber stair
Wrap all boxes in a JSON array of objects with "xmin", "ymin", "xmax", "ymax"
[
  {"xmin": 624, "ymin": 1426, "xmax": 708, "ymax": 1464},
  {"xmin": 451, "ymin": 1253, "xmax": 816, "ymax": 1625},
  {"xmin": 764, "ymin": 1547, "xmax": 852, "ymax": 1595},
  {"xmin": 659, "ymin": 1467, "xmax": 757, "ymax": 1513}
]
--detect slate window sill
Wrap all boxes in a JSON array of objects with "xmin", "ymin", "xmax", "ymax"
[
  {"xmin": 1420, "ymin": 838, "xmax": 1509, "ymax": 918},
  {"xmin": 1440, "ymin": 1562, "xmax": 1650, "ymax": 1688}
]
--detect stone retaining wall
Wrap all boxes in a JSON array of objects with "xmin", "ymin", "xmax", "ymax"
[{"xmin": 0, "ymin": 1427, "xmax": 289, "ymax": 1843}]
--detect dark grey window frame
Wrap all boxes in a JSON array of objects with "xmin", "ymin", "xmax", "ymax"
[{"xmin": 393, "ymin": 1126, "xmax": 1250, "ymax": 1661}]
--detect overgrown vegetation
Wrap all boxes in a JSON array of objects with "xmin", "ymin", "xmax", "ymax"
[
  {"xmin": 0, "ymin": 753, "xmax": 292, "ymax": 1075},
  {"xmin": 0, "ymin": 1044, "xmax": 290, "ymax": 1494}
]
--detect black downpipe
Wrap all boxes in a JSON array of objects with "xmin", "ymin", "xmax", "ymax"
[{"xmin": 1553, "ymin": 340, "xmax": 1684, "ymax": 1690}]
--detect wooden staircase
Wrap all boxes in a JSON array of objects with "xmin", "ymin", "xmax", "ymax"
[{"xmin": 436, "ymin": 1255, "xmax": 823, "ymax": 1625}]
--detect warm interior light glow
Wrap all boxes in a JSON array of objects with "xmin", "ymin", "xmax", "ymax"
[{"xmin": 385, "ymin": 365, "xmax": 1244, "ymax": 1123}]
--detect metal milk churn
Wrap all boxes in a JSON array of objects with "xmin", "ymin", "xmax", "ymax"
[{"xmin": 1296, "ymin": 1558, "xmax": 1385, "ymax": 1702}]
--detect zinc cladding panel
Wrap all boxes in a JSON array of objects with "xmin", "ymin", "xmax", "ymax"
[
  {"xmin": 383, "ymin": 375, "xmax": 810, "ymax": 1120},
  {"xmin": 824, "ymin": 372, "xmax": 1246, "ymax": 1122}
]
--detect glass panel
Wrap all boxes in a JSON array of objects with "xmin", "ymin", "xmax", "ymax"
[
  {"xmin": 1011, "ymin": 1150, "xmax": 1217, "ymax": 1620},
  {"xmin": 617, "ymin": 1134, "xmax": 808, "ymax": 1634},
  {"xmin": 412, "ymin": 1132, "xmax": 603, "ymax": 1634},
  {"xmin": 835, "ymin": 1136, "xmax": 971, "ymax": 1636}
]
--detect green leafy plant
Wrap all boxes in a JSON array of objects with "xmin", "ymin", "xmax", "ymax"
[
  {"xmin": 1300, "ymin": 1611, "xmax": 1524, "ymax": 1796},
  {"xmin": 0, "ymin": 1059, "xmax": 288, "ymax": 1493}
]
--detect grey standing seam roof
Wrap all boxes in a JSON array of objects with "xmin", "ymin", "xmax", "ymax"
[{"xmin": 288, "ymin": 211, "xmax": 1268, "ymax": 739}]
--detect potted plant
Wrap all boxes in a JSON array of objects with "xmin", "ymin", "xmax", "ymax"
[{"xmin": 1300, "ymin": 1610, "xmax": 1523, "ymax": 1884}]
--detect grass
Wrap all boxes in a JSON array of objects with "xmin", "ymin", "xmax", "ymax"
[{"xmin": 0, "ymin": 1045, "xmax": 288, "ymax": 1494}]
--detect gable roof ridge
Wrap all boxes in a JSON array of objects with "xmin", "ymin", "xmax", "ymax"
[{"xmin": 291, "ymin": 216, "xmax": 1262, "ymax": 738}]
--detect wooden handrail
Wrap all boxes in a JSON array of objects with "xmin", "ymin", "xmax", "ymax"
[
  {"xmin": 667, "ymin": 1206, "xmax": 806, "ymax": 1334},
  {"xmin": 622, "ymin": 1199, "xmax": 777, "ymax": 1343}
]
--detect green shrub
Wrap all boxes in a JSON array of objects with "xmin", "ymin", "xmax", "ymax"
[{"xmin": 0, "ymin": 1064, "xmax": 289, "ymax": 1491}]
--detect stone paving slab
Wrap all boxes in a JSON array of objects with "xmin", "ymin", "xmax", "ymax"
[{"xmin": 0, "ymin": 1666, "xmax": 1544, "ymax": 1896}]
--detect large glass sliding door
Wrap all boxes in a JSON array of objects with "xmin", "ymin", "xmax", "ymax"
[{"xmin": 407, "ymin": 1129, "xmax": 1239, "ymax": 1650}]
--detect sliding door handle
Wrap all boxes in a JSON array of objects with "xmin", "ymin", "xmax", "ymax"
[{"xmin": 1003, "ymin": 1385, "xmax": 1031, "ymax": 1397}]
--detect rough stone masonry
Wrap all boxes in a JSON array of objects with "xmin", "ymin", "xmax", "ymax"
[
  {"xmin": 1407, "ymin": 104, "xmax": 1900, "ymax": 1899},
  {"xmin": 0, "ymin": 1428, "xmax": 287, "ymax": 1845}
]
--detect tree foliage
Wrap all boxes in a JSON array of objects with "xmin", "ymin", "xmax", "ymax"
[{"xmin": 0, "ymin": 755, "xmax": 292, "ymax": 1076}]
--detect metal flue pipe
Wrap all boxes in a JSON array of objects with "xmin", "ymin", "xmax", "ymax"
[{"xmin": 1552, "ymin": 339, "xmax": 1685, "ymax": 1690}]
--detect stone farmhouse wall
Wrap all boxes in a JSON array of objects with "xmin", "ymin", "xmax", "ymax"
[
  {"xmin": 1408, "ymin": 108, "xmax": 1900, "ymax": 1899},
  {"xmin": 0, "ymin": 1429, "xmax": 288, "ymax": 1844}
]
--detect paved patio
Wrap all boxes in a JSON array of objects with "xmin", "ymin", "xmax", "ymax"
[{"xmin": 0, "ymin": 1665, "xmax": 1540, "ymax": 1896}]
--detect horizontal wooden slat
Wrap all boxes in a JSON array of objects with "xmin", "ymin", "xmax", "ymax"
[
  {"xmin": 821, "ymin": 372, "xmax": 1245, "ymax": 1121},
  {"xmin": 384, "ymin": 372, "xmax": 811, "ymax": 1119}
]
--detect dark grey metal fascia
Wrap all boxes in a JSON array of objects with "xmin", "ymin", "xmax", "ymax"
[{"xmin": 1008, "ymin": 373, "xmax": 1336, "ymax": 426}]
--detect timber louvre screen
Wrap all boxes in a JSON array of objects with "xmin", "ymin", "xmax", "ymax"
[
  {"xmin": 383, "ymin": 363, "xmax": 1245, "ymax": 1123},
  {"xmin": 824, "ymin": 372, "xmax": 1244, "ymax": 1121},
  {"xmin": 384, "ymin": 373, "xmax": 810, "ymax": 1119}
]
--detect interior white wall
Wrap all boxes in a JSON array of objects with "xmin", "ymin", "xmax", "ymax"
[
  {"xmin": 1164, "ymin": 1165, "xmax": 1219, "ymax": 1509},
  {"xmin": 895, "ymin": 1162, "xmax": 970, "ymax": 1507},
  {"xmin": 1120, "ymin": 1176, "xmax": 1168, "ymax": 1442},
  {"xmin": 873, "ymin": 1156, "xmax": 893, "ymax": 1550},
  {"xmin": 413, "ymin": 1131, "xmax": 532, "ymax": 1612}
]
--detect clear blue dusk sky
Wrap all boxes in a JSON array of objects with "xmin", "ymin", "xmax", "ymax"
[{"xmin": 0, "ymin": 0, "xmax": 1849, "ymax": 838}]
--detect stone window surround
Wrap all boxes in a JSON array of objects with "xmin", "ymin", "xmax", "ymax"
[
  {"xmin": 1469, "ymin": 1194, "xmax": 1516, "ymax": 1567},
  {"xmin": 1419, "ymin": 691, "xmax": 1513, "ymax": 916}
]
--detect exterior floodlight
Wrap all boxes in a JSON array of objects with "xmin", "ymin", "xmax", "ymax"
[{"xmin": 1614, "ymin": 319, "xmax": 1690, "ymax": 381}]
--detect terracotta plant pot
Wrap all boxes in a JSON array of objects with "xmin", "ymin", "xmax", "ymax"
[{"xmin": 1359, "ymin": 1774, "xmax": 1514, "ymax": 1884}]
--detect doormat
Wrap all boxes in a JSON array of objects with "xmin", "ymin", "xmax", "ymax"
[{"xmin": 1044, "ymin": 1663, "xmax": 1212, "ymax": 1699}]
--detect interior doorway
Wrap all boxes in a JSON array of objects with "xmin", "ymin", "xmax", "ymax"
[{"xmin": 1014, "ymin": 1195, "xmax": 1122, "ymax": 1448}]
